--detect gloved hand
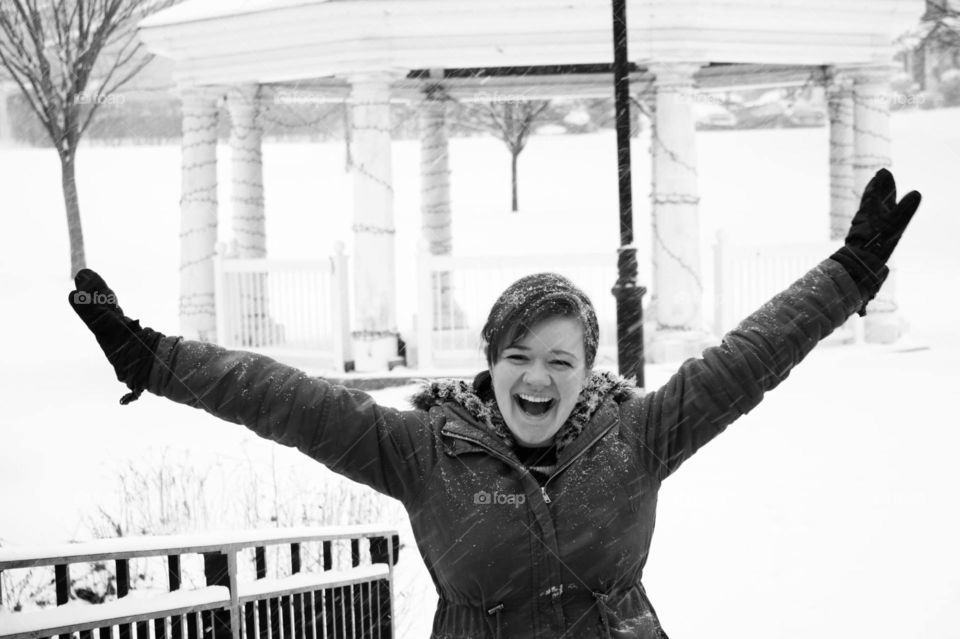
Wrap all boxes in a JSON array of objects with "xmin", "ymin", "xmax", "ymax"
[
  {"xmin": 830, "ymin": 169, "xmax": 922, "ymax": 316},
  {"xmin": 68, "ymin": 269, "xmax": 165, "ymax": 404}
]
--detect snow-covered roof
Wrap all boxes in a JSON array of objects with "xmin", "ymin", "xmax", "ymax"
[
  {"xmin": 141, "ymin": 0, "xmax": 328, "ymax": 26},
  {"xmin": 137, "ymin": 0, "xmax": 924, "ymax": 87}
]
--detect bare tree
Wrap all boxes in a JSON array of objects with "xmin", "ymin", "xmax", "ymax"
[
  {"xmin": 0, "ymin": 0, "xmax": 173, "ymax": 277},
  {"xmin": 463, "ymin": 98, "xmax": 551, "ymax": 212}
]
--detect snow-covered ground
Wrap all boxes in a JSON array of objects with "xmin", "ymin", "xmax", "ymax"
[{"xmin": 1, "ymin": 107, "xmax": 958, "ymax": 637}]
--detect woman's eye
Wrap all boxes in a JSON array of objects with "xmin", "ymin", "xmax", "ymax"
[
  {"xmin": 552, "ymin": 360, "xmax": 572, "ymax": 368},
  {"xmin": 506, "ymin": 354, "xmax": 527, "ymax": 362}
]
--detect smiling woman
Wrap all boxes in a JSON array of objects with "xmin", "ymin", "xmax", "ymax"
[
  {"xmin": 69, "ymin": 169, "xmax": 922, "ymax": 638},
  {"xmin": 483, "ymin": 273, "xmax": 597, "ymax": 447}
]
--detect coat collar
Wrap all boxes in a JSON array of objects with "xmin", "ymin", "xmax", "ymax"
[{"xmin": 410, "ymin": 369, "xmax": 638, "ymax": 457}]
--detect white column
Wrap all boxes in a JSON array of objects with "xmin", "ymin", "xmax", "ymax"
[
  {"xmin": 226, "ymin": 84, "xmax": 278, "ymax": 347},
  {"xmin": 420, "ymin": 79, "xmax": 465, "ymax": 335},
  {"xmin": 227, "ymin": 84, "xmax": 266, "ymax": 258},
  {"xmin": 179, "ymin": 86, "xmax": 222, "ymax": 342},
  {"xmin": 827, "ymin": 70, "xmax": 856, "ymax": 241},
  {"xmin": 420, "ymin": 83, "xmax": 451, "ymax": 256},
  {"xmin": 852, "ymin": 66, "xmax": 894, "ymax": 198},
  {"xmin": 347, "ymin": 72, "xmax": 402, "ymax": 370},
  {"xmin": 647, "ymin": 63, "xmax": 712, "ymax": 363},
  {"xmin": 851, "ymin": 64, "xmax": 906, "ymax": 344}
]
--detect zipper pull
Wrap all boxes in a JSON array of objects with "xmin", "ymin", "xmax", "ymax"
[{"xmin": 541, "ymin": 486, "xmax": 551, "ymax": 504}]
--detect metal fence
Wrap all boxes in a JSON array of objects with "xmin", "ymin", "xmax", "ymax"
[{"xmin": 0, "ymin": 526, "xmax": 399, "ymax": 639}]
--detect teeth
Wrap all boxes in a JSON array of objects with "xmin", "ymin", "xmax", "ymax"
[{"xmin": 518, "ymin": 393, "xmax": 552, "ymax": 403}]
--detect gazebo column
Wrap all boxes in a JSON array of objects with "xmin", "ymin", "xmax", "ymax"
[
  {"xmin": 851, "ymin": 64, "xmax": 906, "ymax": 344},
  {"xmin": 646, "ymin": 63, "xmax": 711, "ymax": 363},
  {"xmin": 178, "ymin": 86, "xmax": 223, "ymax": 342},
  {"xmin": 827, "ymin": 70, "xmax": 856, "ymax": 241},
  {"xmin": 420, "ymin": 77, "xmax": 465, "ymax": 333},
  {"xmin": 347, "ymin": 72, "xmax": 402, "ymax": 371},
  {"xmin": 226, "ymin": 84, "xmax": 278, "ymax": 347},
  {"xmin": 227, "ymin": 84, "xmax": 266, "ymax": 258}
]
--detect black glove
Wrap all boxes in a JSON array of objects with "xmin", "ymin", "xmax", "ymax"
[
  {"xmin": 831, "ymin": 169, "xmax": 922, "ymax": 316},
  {"xmin": 68, "ymin": 269, "xmax": 165, "ymax": 405}
]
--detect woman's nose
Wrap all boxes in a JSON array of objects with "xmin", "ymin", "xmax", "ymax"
[{"xmin": 522, "ymin": 360, "xmax": 550, "ymax": 386}]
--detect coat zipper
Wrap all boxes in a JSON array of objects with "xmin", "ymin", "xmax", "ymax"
[
  {"xmin": 445, "ymin": 432, "xmax": 558, "ymax": 505},
  {"xmin": 540, "ymin": 418, "xmax": 618, "ymax": 503},
  {"xmin": 446, "ymin": 417, "xmax": 618, "ymax": 505}
]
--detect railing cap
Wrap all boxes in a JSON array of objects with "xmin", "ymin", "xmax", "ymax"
[
  {"xmin": 0, "ymin": 525, "xmax": 398, "ymax": 570},
  {"xmin": 0, "ymin": 586, "xmax": 229, "ymax": 639}
]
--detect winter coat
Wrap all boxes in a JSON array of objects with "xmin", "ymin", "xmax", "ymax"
[{"xmin": 145, "ymin": 258, "xmax": 867, "ymax": 638}]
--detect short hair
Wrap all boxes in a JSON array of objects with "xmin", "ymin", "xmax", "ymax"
[{"xmin": 481, "ymin": 273, "xmax": 599, "ymax": 369}]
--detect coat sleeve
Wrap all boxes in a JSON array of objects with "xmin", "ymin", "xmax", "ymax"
[
  {"xmin": 145, "ymin": 340, "xmax": 436, "ymax": 503},
  {"xmin": 637, "ymin": 257, "xmax": 865, "ymax": 482}
]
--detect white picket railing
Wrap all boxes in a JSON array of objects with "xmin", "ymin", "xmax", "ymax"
[
  {"xmin": 416, "ymin": 250, "xmax": 632, "ymax": 370},
  {"xmin": 213, "ymin": 244, "xmax": 353, "ymax": 372},
  {"xmin": 416, "ymin": 238, "xmax": 860, "ymax": 372},
  {"xmin": 712, "ymin": 233, "xmax": 858, "ymax": 342}
]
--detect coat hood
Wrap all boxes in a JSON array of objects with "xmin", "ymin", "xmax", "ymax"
[{"xmin": 410, "ymin": 369, "xmax": 639, "ymax": 454}]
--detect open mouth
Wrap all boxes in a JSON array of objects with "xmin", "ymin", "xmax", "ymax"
[{"xmin": 514, "ymin": 393, "xmax": 556, "ymax": 417}]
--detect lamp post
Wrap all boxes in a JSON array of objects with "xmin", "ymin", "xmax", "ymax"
[{"xmin": 610, "ymin": 0, "xmax": 646, "ymax": 387}]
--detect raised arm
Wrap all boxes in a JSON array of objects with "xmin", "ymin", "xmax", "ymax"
[
  {"xmin": 636, "ymin": 169, "xmax": 922, "ymax": 481},
  {"xmin": 68, "ymin": 271, "xmax": 435, "ymax": 503}
]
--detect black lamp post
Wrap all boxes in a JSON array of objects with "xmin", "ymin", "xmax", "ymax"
[{"xmin": 610, "ymin": 0, "xmax": 646, "ymax": 387}]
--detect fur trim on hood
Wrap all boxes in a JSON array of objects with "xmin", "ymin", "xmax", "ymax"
[{"xmin": 410, "ymin": 370, "xmax": 638, "ymax": 454}]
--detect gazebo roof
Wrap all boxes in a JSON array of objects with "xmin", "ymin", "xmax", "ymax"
[{"xmin": 139, "ymin": 0, "xmax": 923, "ymax": 87}]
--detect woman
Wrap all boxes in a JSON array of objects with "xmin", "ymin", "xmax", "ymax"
[{"xmin": 70, "ymin": 169, "xmax": 921, "ymax": 638}]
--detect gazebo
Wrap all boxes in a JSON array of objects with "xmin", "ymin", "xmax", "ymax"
[{"xmin": 137, "ymin": 0, "xmax": 920, "ymax": 370}]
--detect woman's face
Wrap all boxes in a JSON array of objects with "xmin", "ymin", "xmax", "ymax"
[{"xmin": 490, "ymin": 316, "xmax": 589, "ymax": 447}]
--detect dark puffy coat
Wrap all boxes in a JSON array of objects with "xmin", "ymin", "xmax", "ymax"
[{"xmin": 145, "ymin": 258, "xmax": 866, "ymax": 638}]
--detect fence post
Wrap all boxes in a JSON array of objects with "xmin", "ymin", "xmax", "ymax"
[
  {"xmin": 203, "ymin": 551, "xmax": 239, "ymax": 639},
  {"xmin": 213, "ymin": 243, "xmax": 227, "ymax": 347},
  {"xmin": 416, "ymin": 239, "xmax": 434, "ymax": 370},
  {"xmin": 370, "ymin": 536, "xmax": 398, "ymax": 639},
  {"xmin": 332, "ymin": 242, "xmax": 355, "ymax": 372},
  {"xmin": 713, "ymin": 229, "xmax": 726, "ymax": 338},
  {"xmin": 167, "ymin": 555, "xmax": 182, "ymax": 639}
]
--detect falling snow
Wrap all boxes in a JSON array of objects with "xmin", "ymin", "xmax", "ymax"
[{"xmin": 1, "ymin": 107, "xmax": 958, "ymax": 637}]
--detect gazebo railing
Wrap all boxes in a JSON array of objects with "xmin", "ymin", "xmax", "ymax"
[
  {"xmin": 713, "ymin": 233, "xmax": 859, "ymax": 342},
  {"xmin": 0, "ymin": 526, "xmax": 400, "ymax": 639},
  {"xmin": 213, "ymin": 243, "xmax": 354, "ymax": 373}
]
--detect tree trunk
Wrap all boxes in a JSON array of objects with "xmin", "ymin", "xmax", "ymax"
[
  {"xmin": 60, "ymin": 149, "xmax": 87, "ymax": 278},
  {"xmin": 511, "ymin": 150, "xmax": 519, "ymax": 212}
]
